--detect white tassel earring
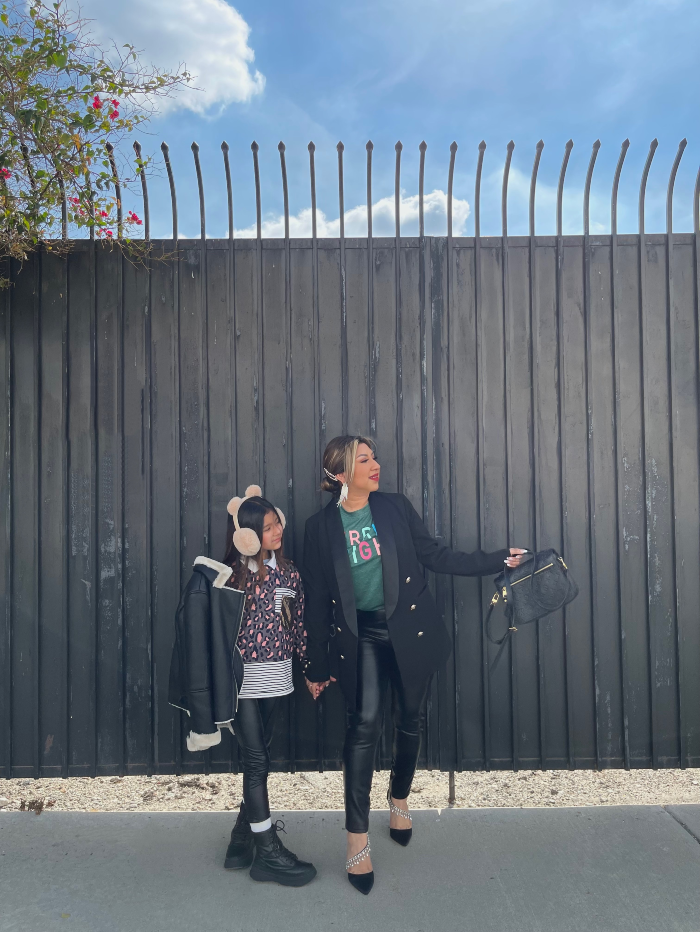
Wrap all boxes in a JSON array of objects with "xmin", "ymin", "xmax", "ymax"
[{"xmin": 324, "ymin": 467, "xmax": 349, "ymax": 508}]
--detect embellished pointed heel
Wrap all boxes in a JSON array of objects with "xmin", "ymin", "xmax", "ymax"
[
  {"xmin": 387, "ymin": 789, "xmax": 413, "ymax": 846},
  {"xmin": 346, "ymin": 836, "xmax": 374, "ymax": 895}
]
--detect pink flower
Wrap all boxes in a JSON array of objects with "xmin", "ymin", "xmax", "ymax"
[
  {"xmin": 0, "ymin": 168, "xmax": 11, "ymax": 180},
  {"xmin": 105, "ymin": 230, "xmax": 113, "ymax": 238},
  {"xmin": 109, "ymin": 111, "xmax": 118, "ymax": 121},
  {"xmin": 92, "ymin": 95, "xmax": 102, "ymax": 110}
]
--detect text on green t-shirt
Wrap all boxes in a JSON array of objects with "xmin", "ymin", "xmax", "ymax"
[{"xmin": 339, "ymin": 503, "xmax": 385, "ymax": 612}]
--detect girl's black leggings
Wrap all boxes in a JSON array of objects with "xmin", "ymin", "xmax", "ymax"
[
  {"xmin": 343, "ymin": 612, "xmax": 428, "ymax": 834},
  {"xmin": 232, "ymin": 695, "xmax": 278, "ymax": 824}
]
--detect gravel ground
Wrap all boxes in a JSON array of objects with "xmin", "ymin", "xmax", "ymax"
[{"xmin": 1, "ymin": 769, "xmax": 699, "ymax": 814}]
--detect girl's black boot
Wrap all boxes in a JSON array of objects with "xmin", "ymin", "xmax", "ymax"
[
  {"xmin": 249, "ymin": 820, "xmax": 317, "ymax": 887},
  {"xmin": 224, "ymin": 801, "xmax": 254, "ymax": 870}
]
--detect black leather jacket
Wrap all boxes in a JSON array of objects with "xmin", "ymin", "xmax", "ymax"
[{"xmin": 168, "ymin": 558, "xmax": 245, "ymax": 745}]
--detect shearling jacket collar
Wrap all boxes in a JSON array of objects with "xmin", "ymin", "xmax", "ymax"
[{"xmin": 193, "ymin": 556, "xmax": 234, "ymax": 588}]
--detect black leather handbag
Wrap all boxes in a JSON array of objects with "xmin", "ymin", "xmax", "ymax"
[{"xmin": 485, "ymin": 548, "xmax": 579, "ymax": 670}]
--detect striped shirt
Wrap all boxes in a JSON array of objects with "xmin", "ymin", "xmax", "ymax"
[{"xmin": 239, "ymin": 658, "xmax": 294, "ymax": 699}]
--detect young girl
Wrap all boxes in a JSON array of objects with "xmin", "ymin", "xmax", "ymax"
[{"xmin": 169, "ymin": 485, "xmax": 316, "ymax": 888}]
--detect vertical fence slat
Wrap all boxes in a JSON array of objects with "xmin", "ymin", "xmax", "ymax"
[
  {"xmin": 0, "ymin": 259, "xmax": 11, "ymax": 777},
  {"xmin": 419, "ymin": 141, "xmax": 429, "ymax": 527},
  {"xmin": 533, "ymin": 173, "xmax": 568, "ymax": 767},
  {"xmin": 529, "ymin": 140, "xmax": 545, "ymax": 767},
  {"xmin": 154, "ymin": 145, "xmax": 182, "ymax": 773},
  {"xmin": 395, "ymin": 141, "xmax": 403, "ymax": 494},
  {"xmin": 122, "ymin": 238, "xmax": 151, "ymax": 775},
  {"xmin": 11, "ymin": 253, "xmax": 40, "ymax": 777},
  {"xmin": 337, "ymin": 143, "xmax": 348, "ymax": 435},
  {"xmin": 666, "ymin": 139, "xmax": 688, "ymax": 768},
  {"xmin": 445, "ymin": 141, "xmax": 459, "ymax": 772},
  {"xmin": 583, "ymin": 140, "xmax": 604, "ymax": 769},
  {"xmin": 501, "ymin": 141, "xmax": 519, "ymax": 769},
  {"xmin": 639, "ymin": 139, "xmax": 669, "ymax": 770},
  {"xmin": 219, "ymin": 139, "xmax": 239, "ymax": 774},
  {"xmin": 252, "ymin": 142, "xmax": 265, "ymax": 489},
  {"xmin": 474, "ymin": 140, "xmax": 491, "ymax": 770},
  {"xmin": 611, "ymin": 139, "xmax": 631, "ymax": 770},
  {"xmin": 94, "ymin": 242, "xmax": 124, "ymax": 775},
  {"xmin": 556, "ymin": 139, "xmax": 575, "ymax": 768},
  {"xmin": 366, "ymin": 141, "xmax": 376, "ymax": 437},
  {"xmin": 38, "ymin": 251, "xmax": 68, "ymax": 776}
]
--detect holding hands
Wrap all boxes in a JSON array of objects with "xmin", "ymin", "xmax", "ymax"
[{"xmin": 306, "ymin": 676, "xmax": 336, "ymax": 700}]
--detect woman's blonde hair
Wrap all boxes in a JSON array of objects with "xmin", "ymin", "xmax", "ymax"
[{"xmin": 321, "ymin": 435, "xmax": 376, "ymax": 497}]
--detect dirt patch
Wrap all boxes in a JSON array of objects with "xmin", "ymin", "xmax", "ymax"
[{"xmin": 1, "ymin": 768, "xmax": 698, "ymax": 813}]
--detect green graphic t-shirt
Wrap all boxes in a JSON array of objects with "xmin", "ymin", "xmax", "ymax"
[{"xmin": 339, "ymin": 503, "xmax": 385, "ymax": 612}]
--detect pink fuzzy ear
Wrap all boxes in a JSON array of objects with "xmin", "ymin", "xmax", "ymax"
[
  {"xmin": 244, "ymin": 484, "xmax": 262, "ymax": 498},
  {"xmin": 276, "ymin": 508, "xmax": 286, "ymax": 530},
  {"xmin": 233, "ymin": 527, "xmax": 260, "ymax": 557},
  {"xmin": 227, "ymin": 496, "xmax": 242, "ymax": 517}
]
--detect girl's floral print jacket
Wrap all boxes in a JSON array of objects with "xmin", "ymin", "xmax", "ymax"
[{"xmin": 229, "ymin": 557, "xmax": 308, "ymax": 664}]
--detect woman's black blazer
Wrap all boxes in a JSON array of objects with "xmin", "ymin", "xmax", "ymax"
[{"xmin": 301, "ymin": 491, "xmax": 509, "ymax": 710}]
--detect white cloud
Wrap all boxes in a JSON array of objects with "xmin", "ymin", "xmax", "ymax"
[
  {"xmin": 485, "ymin": 165, "xmax": 611, "ymax": 236},
  {"xmin": 74, "ymin": 0, "xmax": 265, "ymax": 115},
  {"xmin": 235, "ymin": 189, "xmax": 470, "ymax": 238}
]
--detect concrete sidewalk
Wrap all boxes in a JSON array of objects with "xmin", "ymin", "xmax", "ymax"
[{"xmin": 1, "ymin": 806, "xmax": 699, "ymax": 932}]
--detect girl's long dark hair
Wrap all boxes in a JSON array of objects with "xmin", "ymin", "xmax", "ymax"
[{"xmin": 222, "ymin": 496, "xmax": 288, "ymax": 590}]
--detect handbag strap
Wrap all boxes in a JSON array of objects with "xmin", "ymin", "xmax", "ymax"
[{"xmin": 484, "ymin": 592, "xmax": 518, "ymax": 672}]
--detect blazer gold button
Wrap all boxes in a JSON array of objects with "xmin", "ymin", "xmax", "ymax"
[
  {"xmin": 340, "ymin": 655, "xmax": 345, "ymax": 659},
  {"xmin": 337, "ymin": 626, "xmax": 341, "ymax": 632},
  {"xmin": 332, "ymin": 599, "xmax": 336, "ymax": 604},
  {"xmin": 410, "ymin": 604, "xmax": 416, "ymax": 610},
  {"xmin": 417, "ymin": 631, "xmax": 424, "ymax": 636},
  {"xmin": 406, "ymin": 576, "xmax": 411, "ymax": 583}
]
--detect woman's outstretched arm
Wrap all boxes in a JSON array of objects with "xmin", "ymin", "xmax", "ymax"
[{"xmin": 401, "ymin": 494, "xmax": 523, "ymax": 575}]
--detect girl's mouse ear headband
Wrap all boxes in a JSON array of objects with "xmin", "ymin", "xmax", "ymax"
[{"xmin": 226, "ymin": 484, "xmax": 286, "ymax": 557}]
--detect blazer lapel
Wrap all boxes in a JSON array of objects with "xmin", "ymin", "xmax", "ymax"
[
  {"xmin": 369, "ymin": 492, "xmax": 399, "ymax": 620},
  {"xmin": 324, "ymin": 501, "xmax": 358, "ymax": 637}
]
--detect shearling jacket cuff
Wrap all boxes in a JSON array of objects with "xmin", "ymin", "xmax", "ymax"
[{"xmin": 186, "ymin": 729, "xmax": 222, "ymax": 752}]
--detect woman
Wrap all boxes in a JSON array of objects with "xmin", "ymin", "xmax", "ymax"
[
  {"xmin": 301, "ymin": 437, "xmax": 525, "ymax": 894},
  {"xmin": 170, "ymin": 485, "xmax": 316, "ymax": 888}
]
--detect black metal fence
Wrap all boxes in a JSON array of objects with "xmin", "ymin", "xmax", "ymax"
[{"xmin": 1, "ymin": 136, "xmax": 699, "ymax": 778}]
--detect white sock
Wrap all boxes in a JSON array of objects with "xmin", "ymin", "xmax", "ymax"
[{"xmin": 250, "ymin": 817, "xmax": 272, "ymax": 833}]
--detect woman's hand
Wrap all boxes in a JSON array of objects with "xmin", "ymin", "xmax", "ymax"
[
  {"xmin": 505, "ymin": 547, "xmax": 528, "ymax": 568},
  {"xmin": 305, "ymin": 676, "xmax": 337, "ymax": 700}
]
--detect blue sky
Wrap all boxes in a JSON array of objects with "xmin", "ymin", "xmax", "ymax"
[{"xmin": 83, "ymin": 0, "xmax": 699, "ymax": 239}]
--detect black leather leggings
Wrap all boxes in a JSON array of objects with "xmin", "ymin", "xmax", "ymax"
[
  {"xmin": 343, "ymin": 612, "xmax": 428, "ymax": 834},
  {"xmin": 232, "ymin": 696, "xmax": 278, "ymax": 824}
]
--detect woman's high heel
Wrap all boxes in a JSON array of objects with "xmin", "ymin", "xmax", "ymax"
[
  {"xmin": 346, "ymin": 836, "xmax": 374, "ymax": 895},
  {"xmin": 387, "ymin": 788, "xmax": 413, "ymax": 846}
]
